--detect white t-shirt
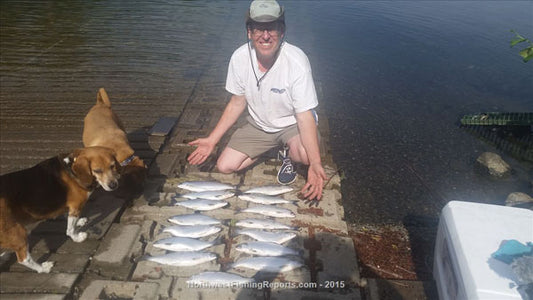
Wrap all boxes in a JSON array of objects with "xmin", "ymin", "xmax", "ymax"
[{"xmin": 225, "ymin": 41, "xmax": 318, "ymax": 133}]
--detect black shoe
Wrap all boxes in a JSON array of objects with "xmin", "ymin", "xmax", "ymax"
[{"xmin": 277, "ymin": 148, "xmax": 297, "ymax": 185}]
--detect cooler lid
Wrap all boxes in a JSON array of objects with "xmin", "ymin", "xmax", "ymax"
[{"xmin": 442, "ymin": 201, "xmax": 533, "ymax": 299}]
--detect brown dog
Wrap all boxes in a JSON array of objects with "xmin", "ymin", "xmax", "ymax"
[
  {"xmin": 83, "ymin": 88, "xmax": 146, "ymax": 195},
  {"xmin": 0, "ymin": 146, "xmax": 121, "ymax": 273}
]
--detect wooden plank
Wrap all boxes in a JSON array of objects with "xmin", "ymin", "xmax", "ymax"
[{"xmin": 148, "ymin": 117, "xmax": 178, "ymax": 136}]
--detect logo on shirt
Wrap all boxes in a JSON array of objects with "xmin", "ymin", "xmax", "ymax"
[{"xmin": 270, "ymin": 88, "xmax": 286, "ymax": 94}]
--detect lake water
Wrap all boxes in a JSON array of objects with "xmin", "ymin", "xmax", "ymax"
[
  {"xmin": 298, "ymin": 1, "xmax": 533, "ymax": 224},
  {"xmin": 1, "ymin": 1, "xmax": 532, "ymax": 224}
]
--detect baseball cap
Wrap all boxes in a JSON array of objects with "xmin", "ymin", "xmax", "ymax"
[{"xmin": 249, "ymin": 0, "xmax": 284, "ymax": 23}]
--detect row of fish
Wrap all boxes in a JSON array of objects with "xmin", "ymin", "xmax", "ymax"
[
  {"xmin": 143, "ymin": 180, "xmax": 305, "ymax": 286},
  {"xmin": 173, "ymin": 196, "xmax": 298, "ymax": 214},
  {"xmin": 172, "ymin": 182, "xmax": 296, "ymax": 213},
  {"xmin": 182, "ymin": 190, "xmax": 297, "ymax": 205},
  {"xmin": 176, "ymin": 180, "xmax": 293, "ymax": 195}
]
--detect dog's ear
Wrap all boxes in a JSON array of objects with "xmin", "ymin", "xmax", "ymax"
[{"xmin": 70, "ymin": 150, "xmax": 95, "ymax": 188}]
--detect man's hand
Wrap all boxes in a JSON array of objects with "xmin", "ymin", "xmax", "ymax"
[
  {"xmin": 187, "ymin": 94, "xmax": 247, "ymax": 166},
  {"xmin": 300, "ymin": 163, "xmax": 327, "ymax": 201},
  {"xmin": 187, "ymin": 138, "xmax": 216, "ymax": 165}
]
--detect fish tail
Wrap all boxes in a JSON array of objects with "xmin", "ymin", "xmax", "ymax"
[
  {"xmin": 212, "ymin": 235, "xmax": 225, "ymax": 246},
  {"xmin": 158, "ymin": 225, "xmax": 167, "ymax": 235},
  {"xmin": 135, "ymin": 254, "xmax": 152, "ymax": 263},
  {"xmin": 170, "ymin": 195, "xmax": 181, "ymax": 205},
  {"xmin": 229, "ymin": 228, "xmax": 242, "ymax": 238},
  {"xmin": 227, "ymin": 261, "xmax": 236, "ymax": 270},
  {"xmin": 221, "ymin": 219, "xmax": 233, "ymax": 227}
]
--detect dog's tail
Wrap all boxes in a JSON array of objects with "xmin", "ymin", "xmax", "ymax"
[{"xmin": 96, "ymin": 88, "xmax": 111, "ymax": 107}]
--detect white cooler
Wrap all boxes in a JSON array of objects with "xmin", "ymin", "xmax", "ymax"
[{"xmin": 433, "ymin": 201, "xmax": 533, "ymax": 300}]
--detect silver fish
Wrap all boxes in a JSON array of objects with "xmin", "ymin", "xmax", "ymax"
[
  {"xmin": 187, "ymin": 271, "xmax": 255, "ymax": 286},
  {"xmin": 238, "ymin": 193, "xmax": 296, "ymax": 205},
  {"xmin": 235, "ymin": 241, "xmax": 301, "ymax": 257},
  {"xmin": 163, "ymin": 225, "xmax": 221, "ymax": 238},
  {"xmin": 241, "ymin": 205, "xmax": 295, "ymax": 218},
  {"xmin": 143, "ymin": 251, "xmax": 217, "ymax": 266},
  {"xmin": 182, "ymin": 190, "xmax": 235, "ymax": 200},
  {"xmin": 231, "ymin": 256, "xmax": 303, "ymax": 273},
  {"xmin": 168, "ymin": 214, "xmax": 221, "ymax": 226},
  {"xmin": 234, "ymin": 229, "xmax": 296, "ymax": 244},
  {"xmin": 243, "ymin": 185, "xmax": 293, "ymax": 196},
  {"xmin": 175, "ymin": 199, "xmax": 228, "ymax": 211},
  {"xmin": 235, "ymin": 218, "xmax": 295, "ymax": 230},
  {"xmin": 153, "ymin": 237, "xmax": 219, "ymax": 252},
  {"xmin": 178, "ymin": 181, "xmax": 235, "ymax": 192}
]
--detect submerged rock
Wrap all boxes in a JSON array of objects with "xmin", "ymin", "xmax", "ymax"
[
  {"xmin": 476, "ymin": 152, "xmax": 511, "ymax": 178},
  {"xmin": 505, "ymin": 192, "xmax": 533, "ymax": 208}
]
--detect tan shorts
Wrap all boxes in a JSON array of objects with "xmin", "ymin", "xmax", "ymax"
[{"xmin": 226, "ymin": 121, "xmax": 300, "ymax": 159}]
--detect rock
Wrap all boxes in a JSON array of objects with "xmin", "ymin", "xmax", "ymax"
[
  {"xmin": 505, "ymin": 192, "xmax": 533, "ymax": 207},
  {"xmin": 476, "ymin": 152, "xmax": 511, "ymax": 178}
]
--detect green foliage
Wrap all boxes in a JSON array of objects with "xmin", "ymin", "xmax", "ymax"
[{"xmin": 510, "ymin": 30, "xmax": 533, "ymax": 63}]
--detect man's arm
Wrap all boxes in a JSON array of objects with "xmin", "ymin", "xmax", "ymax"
[
  {"xmin": 295, "ymin": 110, "xmax": 327, "ymax": 200},
  {"xmin": 188, "ymin": 94, "xmax": 247, "ymax": 165}
]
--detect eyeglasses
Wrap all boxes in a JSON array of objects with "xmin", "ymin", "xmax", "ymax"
[{"xmin": 251, "ymin": 26, "xmax": 280, "ymax": 37}]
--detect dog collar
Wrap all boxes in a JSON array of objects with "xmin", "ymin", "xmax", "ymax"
[{"xmin": 120, "ymin": 155, "xmax": 137, "ymax": 167}]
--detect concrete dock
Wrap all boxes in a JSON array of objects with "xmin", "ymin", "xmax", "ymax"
[{"xmin": 0, "ymin": 100, "xmax": 369, "ymax": 299}]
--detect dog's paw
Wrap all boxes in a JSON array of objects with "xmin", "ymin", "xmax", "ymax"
[
  {"xmin": 76, "ymin": 217, "xmax": 88, "ymax": 227},
  {"xmin": 39, "ymin": 261, "xmax": 55, "ymax": 273},
  {"xmin": 70, "ymin": 231, "xmax": 88, "ymax": 243}
]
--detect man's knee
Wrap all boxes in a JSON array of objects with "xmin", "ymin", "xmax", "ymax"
[
  {"xmin": 291, "ymin": 155, "xmax": 309, "ymax": 165},
  {"xmin": 216, "ymin": 163, "xmax": 234, "ymax": 174},
  {"xmin": 289, "ymin": 147, "xmax": 310, "ymax": 165},
  {"xmin": 216, "ymin": 159, "xmax": 236, "ymax": 174}
]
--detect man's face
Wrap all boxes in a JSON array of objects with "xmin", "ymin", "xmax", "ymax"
[{"xmin": 248, "ymin": 22, "xmax": 283, "ymax": 60}]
